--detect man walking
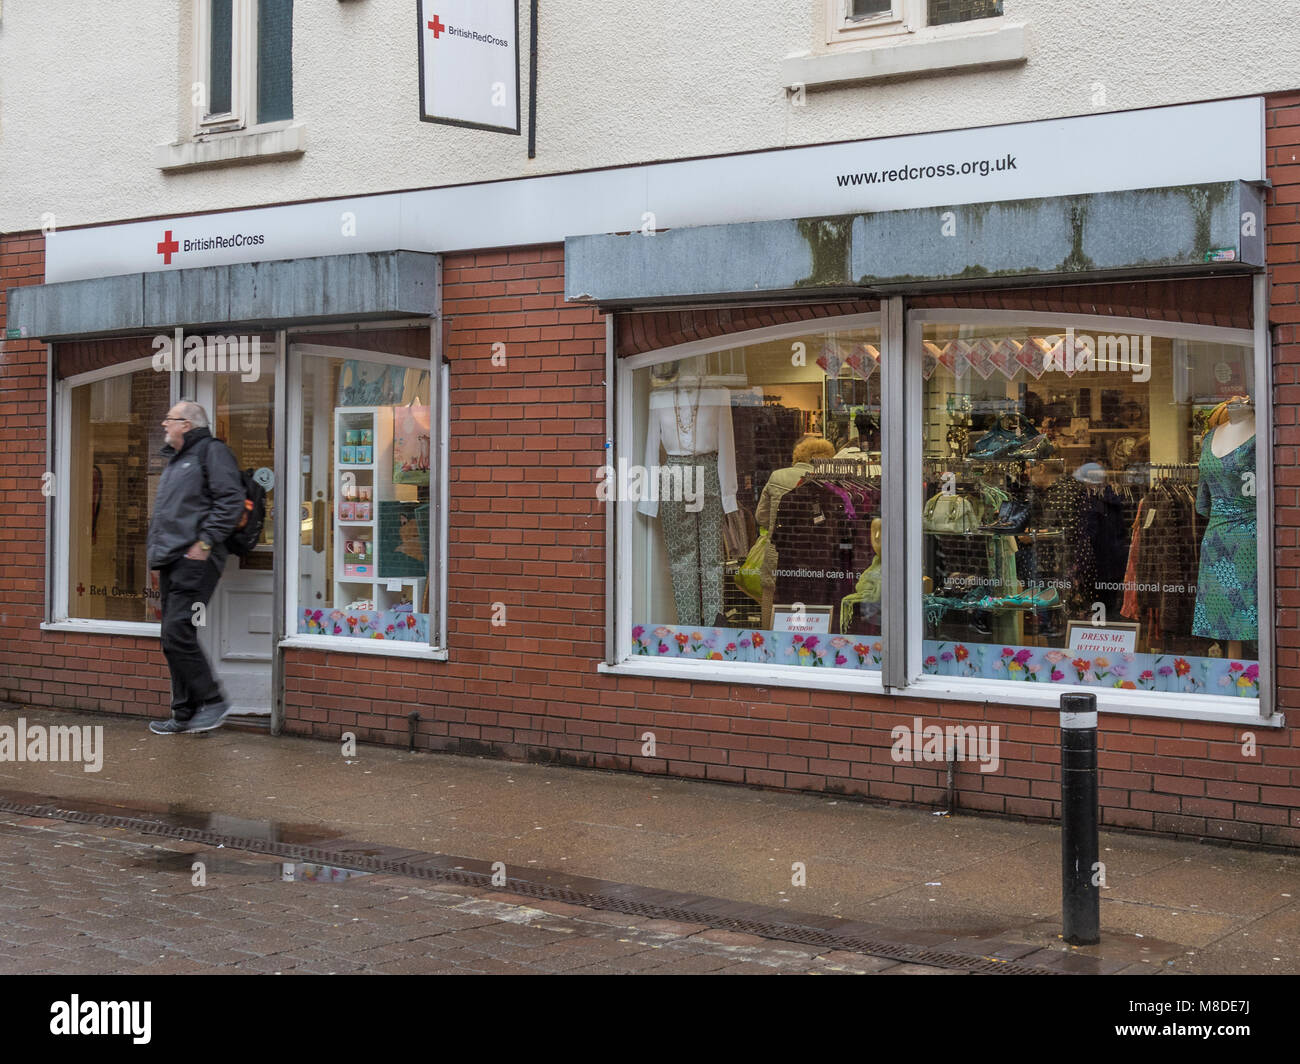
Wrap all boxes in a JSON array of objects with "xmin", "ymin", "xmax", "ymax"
[{"xmin": 146, "ymin": 401, "xmax": 246, "ymax": 735}]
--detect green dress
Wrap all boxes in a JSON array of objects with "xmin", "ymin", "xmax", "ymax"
[{"xmin": 1192, "ymin": 428, "xmax": 1257, "ymax": 641}]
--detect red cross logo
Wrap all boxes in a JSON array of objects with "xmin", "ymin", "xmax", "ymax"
[
  {"xmin": 427, "ymin": 15, "xmax": 444, "ymax": 37},
  {"xmin": 76, "ymin": 583, "xmax": 85, "ymax": 597},
  {"xmin": 156, "ymin": 230, "xmax": 180, "ymax": 265}
]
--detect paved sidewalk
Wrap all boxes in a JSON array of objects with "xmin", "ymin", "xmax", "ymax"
[
  {"xmin": 0, "ymin": 813, "xmax": 954, "ymax": 975},
  {"xmin": 1, "ymin": 706, "xmax": 1297, "ymax": 974}
]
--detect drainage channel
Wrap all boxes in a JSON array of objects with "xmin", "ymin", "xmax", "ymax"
[{"xmin": 1, "ymin": 797, "xmax": 1071, "ymax": 976}]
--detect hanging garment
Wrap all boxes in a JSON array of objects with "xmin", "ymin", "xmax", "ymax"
[
  {"xmin": 1132, "ymin": 483, "xmax": 1201, "ymax": 642},
  {"xmin": 1039, "ymin": 476, "xmax": 1097, "ymax": 613},
  {"xmin": 1193, "ymin": 429, "xmax": 1258, "ymax": 641},
  {"xmin": 770, "ymin": 479, "xmax": 875, "ymax": 630}
]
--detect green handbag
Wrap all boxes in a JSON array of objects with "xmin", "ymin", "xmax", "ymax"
[
  {"xmin": 923, "ymin": 492, "xmax": 981, "ymax": 534},
  {"xmin": 734, "ymin": 531, "xmax": 767, "ymax": 603}
]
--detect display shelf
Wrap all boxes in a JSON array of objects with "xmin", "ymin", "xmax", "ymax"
[{"xmin": 333, "ymin": 406, "xmax": 426, "ymax": 617}]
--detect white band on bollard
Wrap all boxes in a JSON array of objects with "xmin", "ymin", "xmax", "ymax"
[{"xmin": 1060, "ymin": 711, "xmax": 1098, "ymax": 729}]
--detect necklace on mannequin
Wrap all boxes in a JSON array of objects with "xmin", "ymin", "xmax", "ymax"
[{"xmin": 674, "ymin": 377, "xmax": 701, "ymax": 443}]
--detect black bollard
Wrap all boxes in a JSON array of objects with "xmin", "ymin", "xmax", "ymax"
[{"xmin": 1060, "ymin": 692, "xmax": 1100, "ymax": 945}]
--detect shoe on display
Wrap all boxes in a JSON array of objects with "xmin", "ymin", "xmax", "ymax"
[
  {"xmin": 148, "ymin": 718, "xmax": 192, "ymax": 735},
  {"xmin": 1004, "ymin": 433, "xmax": 1057, "ymax": 461},
  {"xmin": 969, "ymin": 428, "xmax": 1018, "ymax": 460},
  {"xmin": 186, "ymin": 700, "xmax": 230, "ymax": 733},
  {"xmin": 980, "ymin": 499, "xmax": 1030, "ymax": 534}
]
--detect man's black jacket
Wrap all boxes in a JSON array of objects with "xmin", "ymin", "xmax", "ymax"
[{"xmin": 146, "ymin": 427, "xmax": 246, "ymax": 571}]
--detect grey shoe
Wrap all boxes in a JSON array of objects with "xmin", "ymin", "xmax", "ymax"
[
  {"xmin": 149, "ymin": 717, "xmax": 192, "ymax": 735},
  {"xmin": 186, "ymin": 700, "xmax": 230, "ymax": 733}
]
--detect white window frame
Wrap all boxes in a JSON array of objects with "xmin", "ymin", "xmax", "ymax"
[
  {"xmin": 45, "ymin": 356, "xmax": 169, "ymax": 637},
  {"xmin": 608, "ymin": 311, "xmax": 889, "ymax": 697},
  {"xmin": 279, "ymin": 341, "xmax": 448, "ymax": 660},
  {"xmin": 603, "ymin": 306, "xmax": 1280, "ymax": 727},
  {"xmin": 826, "ymin": 0, "xmax": 920, "ymax": 45},
  {"xmin": 193, "ymin": 0, "xmax": 292, "ymax": 135},
  {"xmin": 825, "ymin": 0, "xmax": 1009, "ymax": 47}
]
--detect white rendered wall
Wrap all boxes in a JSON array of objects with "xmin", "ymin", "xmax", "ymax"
[{"xmin": 0, "ymin": 0, "xmax": 1297, "ymax": 233}]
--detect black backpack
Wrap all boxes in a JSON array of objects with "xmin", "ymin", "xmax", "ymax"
[
  {"xmin": 227, "ymin": 468, "xmax": 268, "ymax": 557},
  {"xmin": 200, "ymin": 437, "xmax": 267, "ymax": 558}
]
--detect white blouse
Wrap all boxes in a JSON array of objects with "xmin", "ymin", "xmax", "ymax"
[{"xmin": 637, "ymin": 385, "xmax": 738, "ymax": 517}]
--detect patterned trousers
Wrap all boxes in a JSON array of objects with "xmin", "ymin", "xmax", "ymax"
[{"xmin": 660, "ymin": 454, "xmax": 723, "ymax": 628}]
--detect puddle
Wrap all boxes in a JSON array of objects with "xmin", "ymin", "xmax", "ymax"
[
  {"xmin": 134, "ymin": 850, "xmax": 369, "ymax": 883},
  {"xmin": 0, "ymin": 788, "xmax": 343, "ymax": 846}
]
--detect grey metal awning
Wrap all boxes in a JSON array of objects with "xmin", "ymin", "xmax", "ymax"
[
  {"xmin": 5, "ymin": 250, "xmax": 439, "ymax": 341},
  {"xmin": 564, "ymin": 182, "xmax": 1265, "ymax": 307}
]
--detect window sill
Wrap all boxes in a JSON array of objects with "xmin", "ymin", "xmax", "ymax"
[
  {"xmin": 783, "ymin": 22, "xmax": 1028, "ymax": 91},
  {"xmin": 155, "ymin": 122, "xmax": 307, "ymax": 173},
  {"xmin": 279, "ymin": 635, "xmax": 448, "ymax": 661},
  {"xmin": 41, "ymin": 620, "xmax": 161, "ymax": 639},
  {"xmin": 599, "ymin": 657, "xmax": 885, "ymax": 695},
  {"xmin": 600, "ymin": 658, "xmax": 1282, "ymax": 727}
]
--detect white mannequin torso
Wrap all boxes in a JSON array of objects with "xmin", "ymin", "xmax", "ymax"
[{"xmin": 1211, "ymin": 407, "xmax": 1255, "ymax": 458}]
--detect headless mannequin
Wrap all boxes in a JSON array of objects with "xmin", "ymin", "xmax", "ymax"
[
  {"xmin": 1210, "ymin": 401, "xmax": 1255, "ymax": 458},
  {"xmin": 1207, "ymin": 399, "xmax": 1255, "ymax": 659},
  {"xmin": 639, "ymin": 370, "xmax": 739, "ymax": 627}
]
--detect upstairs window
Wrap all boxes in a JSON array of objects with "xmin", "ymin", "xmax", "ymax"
[
  {"xmin": 827, "ymin": 0, "xmax": 1003, "ymax": 44},
  {"xmin": 196, "ymin": 0, "xmax": 293, "ymax": 132}
]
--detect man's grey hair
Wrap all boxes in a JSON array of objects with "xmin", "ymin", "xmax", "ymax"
[{"xmin": 176, "ymin": 400, "xmax": 209, "ymax": 428}]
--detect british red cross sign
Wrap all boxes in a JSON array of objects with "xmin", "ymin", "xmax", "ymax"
[
  {"xmin": 156, "ymin": 230, "xmax": 180, "ymax": 265},
  {"xmin": 417, "ymin": 0, "xmax": 520, "ymax": 135}
]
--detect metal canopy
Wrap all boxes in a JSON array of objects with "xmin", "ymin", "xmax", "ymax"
[
  {"xmin": 6, "ymin": 250, "xmax": 439, "ymax": 341},
  {"xmin": 564, "ymin": 182, "xmax": 1265, "ymax": 308}
]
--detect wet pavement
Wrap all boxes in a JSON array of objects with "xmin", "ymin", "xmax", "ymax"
[
  {"xmin": 0, "ymin": 813, "xmax": 955, "ymax": 975},
  {"xmin": 1, "ymin": 705, "xmax": 1298, "ymax": 974}
]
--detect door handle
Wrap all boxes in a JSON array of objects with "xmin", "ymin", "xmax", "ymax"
[{"xmin": 312, "ymin": 498, "xmax": 326, "ymax": 553}]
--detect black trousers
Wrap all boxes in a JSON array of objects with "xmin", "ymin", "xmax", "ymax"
[{"xmin": 159, "ymin": 558, "xmax": 224, "ymax": 720}]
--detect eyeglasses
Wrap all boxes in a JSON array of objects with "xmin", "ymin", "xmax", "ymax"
[{"xmin": 162, "ymin": 417, "xmax": 191, "ymax": 424}]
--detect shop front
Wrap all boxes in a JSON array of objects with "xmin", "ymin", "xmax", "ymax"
[
  {"xmin": 13, "ymin": 252, "xmax": 445, "ymax": 725},
  {"xmin": 5, "ymin": 94, "xmax": 1296, "ymax": 846}
]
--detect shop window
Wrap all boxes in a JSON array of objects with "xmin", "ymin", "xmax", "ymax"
[
  {"xmin": 64, "ymin": 366, "xmax": 172, "ymax": 623},
  {"xmin": 624, "ymin": 319, "xmax": 885, "ymax": 671},
  {"xmin": 293, "ymin": 347, "xmax": 433, "ymax": 644},
  {"xmin": 196, "ymin": 0, "xmax": 293, "ymax": 131},
  {"xmin": 918, "ymin": 318, "xmax": 1260, "ymax": 701}
]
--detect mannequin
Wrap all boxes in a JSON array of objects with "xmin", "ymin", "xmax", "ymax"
[
  {"xmin": 839, "ymin": 518, "xmax": 883, "ymax": 632},
  {"xmin": 638, "ymin": 364, "xmax": 738, "ymax": 627},
  {"xmin": 1193, "ymin": 396, "xmax": 1257, "ymax": 655}
]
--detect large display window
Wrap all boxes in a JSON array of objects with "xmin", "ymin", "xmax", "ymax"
[
  {"xmin": 615, "ymin": 305, "xmax": 1269, "ymax": 711},
  {"xmin": 623, "ymin": 316, "xmax": 886, "ymax": 670},
  {"xmin": 62, "ymin": 361, "xmax": 172, "ymax": 623},
  {"xmin": 915, "ymin": 315, "xmax": 1260, "ymax": 700},
  {"xmin": 291, "ymin": 344, "xmax": 433, "ymax": 644}
]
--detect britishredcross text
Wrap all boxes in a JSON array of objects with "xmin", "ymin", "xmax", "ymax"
[{"xmin": 183, "ymin": 233, "xmax": 267, "ymax": 252}]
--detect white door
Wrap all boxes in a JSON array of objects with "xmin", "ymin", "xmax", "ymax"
[{"xmin": 195, "ymin": 354, "xmax": 277, "ymax": 716}]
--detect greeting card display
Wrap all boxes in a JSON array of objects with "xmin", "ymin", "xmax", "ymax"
[
  {"xmin": 377, "ymin": 501, "xmax": 429, "ymax": 578},
  {"xmin": 392, "ymin": 404, "xmax": 431, "ymax": 486}
]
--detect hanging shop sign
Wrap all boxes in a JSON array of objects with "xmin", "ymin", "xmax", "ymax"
[{"xmin": 417, "ymin": 0, "xmax": 520, "ymax": 134}]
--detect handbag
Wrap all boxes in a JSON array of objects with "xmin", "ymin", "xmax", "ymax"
[
  {"xmin": 923, "ymin": 492, "xmax": 981, "ymax": 534},
  {"xmin": 734, "ymin": 531, "xmax": 768, "ymax": 603}
]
